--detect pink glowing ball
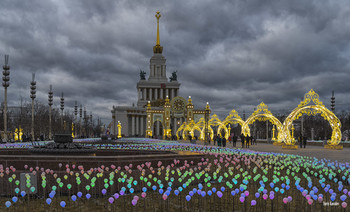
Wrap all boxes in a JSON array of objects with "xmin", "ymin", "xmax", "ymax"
[
  {"xmin": 141, "ymin": 192, "xmax": 146, "ymax": 198},
  {"xmin": 244, "ymin": 191, "xmax": 249, "ymax": 196},
  {"xmin": 162, "ymin": 194, "xmax": 168, "ymax": 200},
  {"xmin": 131, "ymin": 199, "xmax": 137, "ymax": 206},
  {"xmin": 133, "ymin": 196, "xmax": 139, "ymax": 201},
  {"xmin": 24, "ymin": 165, "xmax": 28, "ymax": 169},
  {"xmin": 101, "ymin": 165, "xmax": 105, "ymax": 169},
  {"xmin": 283, "ymin": 198, "xmax": 288, "ymax": 204},
  {"xmin": 306, "ymin": 195, "xmax": 311, "ymax": 200},
  {"xmin": 263, "ymin": 194, "xmax": 268, "ymax": 200},
  {"xmin": 308, "ymin": 199, "xmax": 313, "ymax": 205},
  {"xmin": 72, "ymin": 165, "xmax": 76, "ymax": 169},
  {"xmin": 29, "ymin": 167, "xmax": 33, "ymax": 172},
  {"xmin": 342, "ymin": 202, "xmax": 347, "ymax": 208},
  {"xmin": 318, "ymin": 196, "xmax": 323, "ymax": 203}
]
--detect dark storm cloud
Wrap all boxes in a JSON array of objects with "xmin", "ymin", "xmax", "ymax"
[{"xmin": 0, "ymin": 0, "xmax": 350, "ymax": 123}]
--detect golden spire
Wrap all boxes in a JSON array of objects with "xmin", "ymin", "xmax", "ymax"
[{"xmin": 153, "ymin": 11, "xmax": 163, "ymax": 54}]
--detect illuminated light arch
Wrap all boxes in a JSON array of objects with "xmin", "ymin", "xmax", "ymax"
[
  {"xmin": 190, "ymin": 125, "xmax": 202, "ymax": 138},
  {"xmin": 242, "ymin": 102, "xmax": 284, "ymax": 144},
  {"xmin": 182, "ymin": 120, "xmax": 196, "ymax": 139},
  {"xmin": 176, "ymin": 122, "xmax": 186, "ymax": 140},
  {"xmin": 283, "ymin": 89, "xmax": 341, "ymax": 146},
  {"xmin": 218, "ymin": 109, "xmax": 247, "ymax": 139}
]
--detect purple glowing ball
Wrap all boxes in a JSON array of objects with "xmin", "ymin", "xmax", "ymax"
[
  {"xmin": 251, "ymin": 200, "xmax": 256, "ymax": 206},
  {"xmin": 239, "ymin": 196, "xmax": 245, "ymax": 203},
  {"xmin": 108, "ymin": 197, "xmax": 114, "ymax": 204},
  {"xmin": 217, "ymin": 191, "xmax": 223, "ymax": 198},
  {"xmin": 113, "ymin": 193, "xmax": 119, "ymax": 199}
]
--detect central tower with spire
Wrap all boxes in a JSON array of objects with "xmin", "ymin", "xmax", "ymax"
[{"xmin": 137, "ymin": 11, "xmax": 180, "ymax": 107}]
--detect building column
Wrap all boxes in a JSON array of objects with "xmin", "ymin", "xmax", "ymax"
[
  {"xmin": 171, "ymin": 89, "xmax": 175, "ymax": 99},
  {"xmin": 131, "ymin": 115, "xmax": 135, "ymax": 136},
  {"xmin": 149, "ymin": 88, "xmax": 153, "ymax": 101},
  {"xmin": 138, "ymin": 89, "xmax": 141, "ymax": 101},
  {"xmin": 140, "ymin": 116, "xmax": 144, "ymax": 136},
  {"xmin": 143, "ymin": 89, "xmax": 146, "ymax": 100},
  {"xmin": 160, "ymin": 89, "xmax": 163, "ymax": 99},
  {"xmin": 155, "ymin": 88, "xmax": 158, "ymax": 100},
  {"xmin": 136, "ymin": 115, "xmax": 139, "ymax": 136},
  {"xmin": 166, "ymin": 89, "xmax": 169, "ymax": 98}
]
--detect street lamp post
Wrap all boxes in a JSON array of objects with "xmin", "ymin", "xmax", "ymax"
[
  {"xmin": 74, "ymin": 101, "xmax": 78, "ymax": 138},
  {"xmin": 83, "ymin": 107, "xmax": 87, "ymax": 137},
  {"xmin": 79, "ymin": 105, "xmax": 82, "ymax": 138},
  {"xmin": 205, "ymin": 102, "xmax": 210, "ymax": 144},
  {"xmin": 60, "ymin": 92, "xmax": 64, "ymax": 131},
  {"xmin": 90, "ymin": 112, "xmax": 92, "ymax": 138},
  {"xmin": 48, "ymin": 85, "xmax": 53, "ymax": 140},
  {"xmin": 2, "ymin": 55, "xmax": 10, "ymax": 142},
  {"xmin": 30, "ymin": 73, "xmax": 36, "ymax": 141}
]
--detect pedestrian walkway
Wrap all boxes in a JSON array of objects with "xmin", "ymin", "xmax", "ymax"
[{"xmin": 178, "ymin": 139, "xmax": 350, "ymax": 163}]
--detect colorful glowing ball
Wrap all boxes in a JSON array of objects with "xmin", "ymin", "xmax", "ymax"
[
  {"xmin": 21, "ymin": 191, "xmax": 26, "ymax": 197},
  {"xmin": 186, "ymin": 195, "xmax": 191, "ymax": 201},
  {"xmin": 217, "ymin": 191, "xmax": 223, "ymax": 198},
  {"xmin": 342, "ymin": 202, "xmax": 347, "ymax": 208},
  {"xmin": 113, "ymin": 193, "xmax": 119, "ymax": 199},
  {"xmin": 12, "ymin": 196, "xmax": 18, "ymax": 203},
  {"xmin": 71, "ymin": 195, "xmax": 77, "ymax": 202},
  {"xmin": 60, "ymin": 201, "xmax": 66, "ymax": 208},
  {"xmin": 46, "ymin": 198, "xmax": 52, "ymax": 205},
  {"xmin": 239, "ymin": 197, "xmax": 244, "ymax": 203},
  {"xmin": 5, "ymin": 201, "xmax": 11, "ymax": 208},
  {"xmin": 251, "ymin": 200, "xmax": 256, "ymax": 206},
  {"xmin": 77, "ymin": 192, "xmax": 82, "ymax": 198},
  {"xmin": 108, "ymin": 197, "xmax": 114, "ymax": 204}
]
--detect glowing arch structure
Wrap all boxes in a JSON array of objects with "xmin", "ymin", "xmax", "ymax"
[
  {"xmin": 283, "ymin": 89, "xmax": 341, "ymax": 146},
  {"xmin": 218, "ymin": 109, "xmax": 246, "ymax": 139},
  {"xmin": 242, "ymin": 102, "xmax": 284, "ymax": 144}
]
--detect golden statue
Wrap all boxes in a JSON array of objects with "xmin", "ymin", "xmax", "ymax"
[{"xmin": 153, "ymin": 11, "xmax": 163, "ymax": 54}]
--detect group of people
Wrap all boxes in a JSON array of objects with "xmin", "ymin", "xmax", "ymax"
[{"xmin": 210, "ymin": 133, "xmax": 257, "ymax": 148}]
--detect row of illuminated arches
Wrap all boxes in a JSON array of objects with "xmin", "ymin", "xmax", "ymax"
[{"xmin": 176, "ymin": 90, "xmax": 342, "ymax": 146}]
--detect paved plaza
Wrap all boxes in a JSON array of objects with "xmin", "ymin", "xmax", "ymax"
[{"xmin": 179, "ymin": 140, "xmax": 350, "ymax": 163}]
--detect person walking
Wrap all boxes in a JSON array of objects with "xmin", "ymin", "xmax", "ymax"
[
  {"xmin": 299, "ymin": 135, "xmax": 303, "ymax": 148},
  {"xmin": 240, "ymin": 134, "xmax": 245, "ymax": 148},
  {"xmin": 303, "ymin": 136, "xmax": 307, "ymax": 148},
  {"xmin": 222, "ymin": 136, "xmax": 226, "ymax": 147},
  {"xmin": 233, "ymin": 135, "xmax": 237, "ymax": 147},
  {"xmin": 246, "ymin": 136, "xmax": 250, "ymax": 148},
  {"xmin": 217, "ymin": 135, "xmax": 221, "ymax": 147}
]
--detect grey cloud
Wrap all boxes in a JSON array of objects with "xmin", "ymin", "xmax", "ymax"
[{"xmin": 0, "ymin": 0, "xmax": 349, "ymax": 124}]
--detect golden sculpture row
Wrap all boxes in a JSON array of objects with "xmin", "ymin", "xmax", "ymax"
[{"xmin": 176, "ymin": 90, "xmax": 342, "ymax": 149}]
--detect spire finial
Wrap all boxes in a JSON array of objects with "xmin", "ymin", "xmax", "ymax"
[{"xmin": 153, "ymin": 11, "xmax": 163, "ymax": 54}]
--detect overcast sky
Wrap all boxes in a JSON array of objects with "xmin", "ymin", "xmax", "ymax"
[{"xmin": 1, "ymin": 0, "xmax": 350, "ymax": 124}]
